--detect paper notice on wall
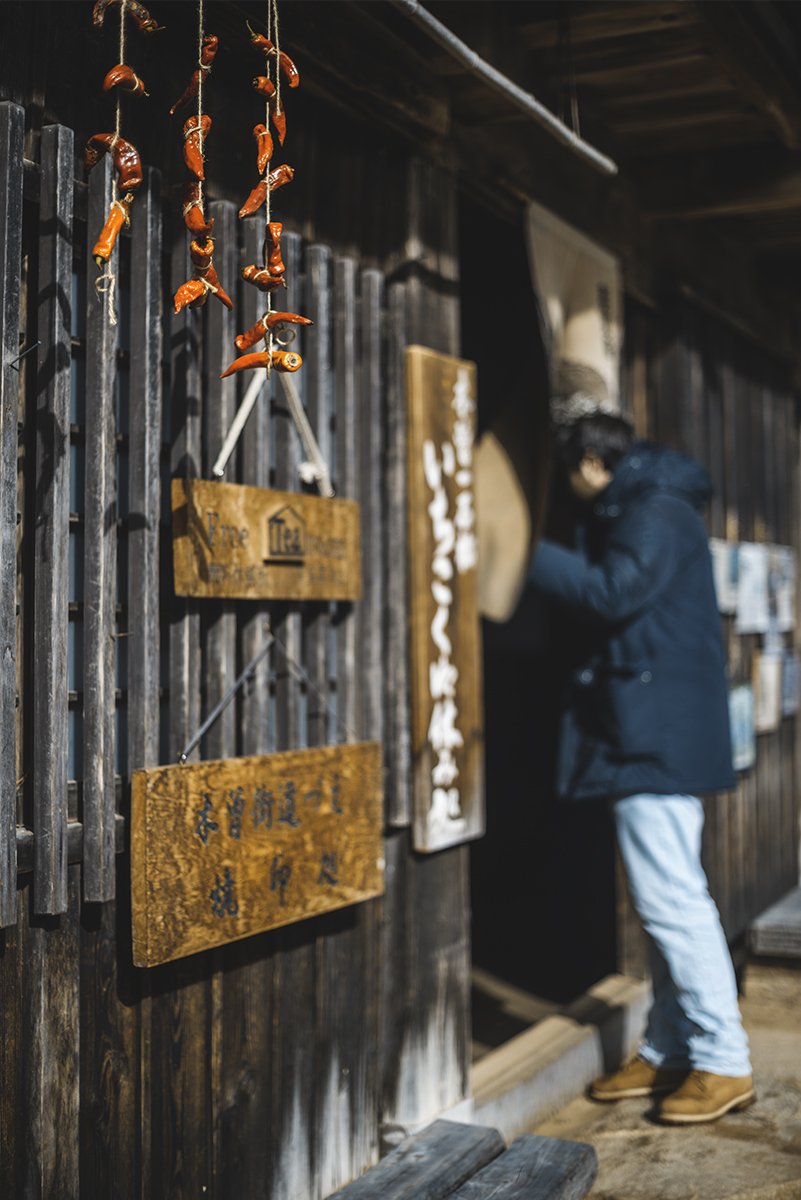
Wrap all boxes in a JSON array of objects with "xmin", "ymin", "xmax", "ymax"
[
  {"xmin": 735, "ymin": 543, "xmax": 770, "ymax": 634},
  {"xmin": 709, "ymin": 538, "xmax": 739, "ymax": 614},
  {"xmin": 525, "ymin": 200, "xmax": 622, "ymax": 412},
  {"xmin": 729, "ymin": 685, "xmax": 756, "ymax": 772},
  {"xmin": 753, "ymin": 652, "xmax": 782, "ymax": 734},
  {"xmin": 768, "ymin": 545, "xmax": 796, "ymax": 633}
]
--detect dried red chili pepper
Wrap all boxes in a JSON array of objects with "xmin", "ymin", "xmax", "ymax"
[
  {"xmin": 242, "ymin": 265, "xmax": 287, "ymax": 292},
  {"xmin": 92, "ymin": 192, "xmax": 134, "ymax": 266},
  {"xmin": 182, "ymin": 182, "xmax": 215, "ymax": 236},
  {"xmin": 169, "ymin": 34, "xmax": 219, "ymax": 115},
  {"xmin": 183, "ymin": 114, "xmax": 212, "ymax": 180},
  {"xmin": 253, "ymin": 123, "xmax": 273, "ymax": 175},
  {"xmin": 238, "ymin": 163, "xmax": 295, "ymax": 219},
  {"xmin": 234, "ymin": 311, "xmax": 313, "ymax": 353},
  {"xmin": 263, "ymin": 222, "xmax": 285, "ymax": 277},
  {"xmin": 85, "ymin": 133, "xmax": 143, "ymax": 191},
  {"xmin": 173, "ymin": 278, "xmax": 209, "ymax": 314},
  {"xmin": 246, "ymin": 23, "xmax": 300, "ymax": 88},
  {"xmin": 102, "ymin": 64, "xmax": 149, "ymax": 97},
  {"xmin": 220, "ymin": 349, "xmax": 302, "ymax": 379},
  {"xmin": 92, "ymin": 0, "xmax": 163, "ymax": 33}
]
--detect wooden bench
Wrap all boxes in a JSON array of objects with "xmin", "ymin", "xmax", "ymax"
[{"xmin": 326, "ymin": 1118, "xmax": 597, "ymax": 1200}]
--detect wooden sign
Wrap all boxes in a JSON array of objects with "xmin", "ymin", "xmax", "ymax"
[
  {"xmin": 131, "ymin": 743, "xmax": 384, "ymax": 966},
  {"xmin": 406, "ymin": 345, "xmax": 485, "ymax": 853},
  {"xmin": 172, "ymin": 477, "xmax": 362, "ymax": 601}
]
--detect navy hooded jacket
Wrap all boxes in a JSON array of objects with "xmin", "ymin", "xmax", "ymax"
[{"xmin": 528, "ymin": 442, "xmax": 735, "ymax": 802}]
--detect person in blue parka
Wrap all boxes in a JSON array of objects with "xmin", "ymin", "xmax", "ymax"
[{"xmin": 528, "ymin": 410, "xmax": 754, "ymax": 1125}]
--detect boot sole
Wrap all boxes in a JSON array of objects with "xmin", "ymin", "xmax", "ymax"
[
  {"xmin": 658, "ymin": 1089, "xmax": 756, "ymax": 1124},
  {"xmin": 589, "ymin": 1082, "xmax": 681, "ymax": 1102}
]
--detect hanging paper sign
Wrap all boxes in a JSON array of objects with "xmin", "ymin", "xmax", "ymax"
[
  {"xmin": 171, "ymin": 478, "xmax": 361, "ymax": 600},
  {"xmin": 406, "ymin": 346, "xmax": 484, "ymax": 853},
  {"xmin": 131, "ymin": 742, "xmax": 384, "ymax": 966}
]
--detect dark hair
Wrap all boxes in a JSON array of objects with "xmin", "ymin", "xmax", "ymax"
[{"xmin": 556, "ymin": 412, "xmax": 635, "ymax": 473}]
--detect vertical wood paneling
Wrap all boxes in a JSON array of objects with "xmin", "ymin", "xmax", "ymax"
[
  {"xmin": 152, "ymin": 222, "xmax": 210, "ymax": 1200},
  {"xmin": 82, "ymin": 154, "xmax": 118, "ymax": 903},
  {"xmin": 24, "ymin": 867, "xmax": 81, "ymax": 1198},
  {"xmin": 219, "ymin": 216, "xmax": 275, "ymax": 1200},
  {"xmin": 128, "ymin": 166, "xmax": 163, "ymax": 773},
  {"xmin": 359, "ymin": 269, "xmax": 385, "ymax": 750},
  {"xmin": 0, "ymin": 101, "xmax": 24, "ymax": 925},
  {"xmin": 269, "ymin": 229, "xmax": 316, "ymax": 1200},
  {"xmin": 33, "ymin": 122, "xmax": 73, "ymax": 915},
  {"xmin": 384, "ymin": 279, "xmax": 412, "ymax": 827},
  {"xmin": 239, "ymin": 217, "xmax": 272, "ymax": 757},
  {"xmin": 126, "ymin": 164, "xmax": 162, "ymax": 1200}
]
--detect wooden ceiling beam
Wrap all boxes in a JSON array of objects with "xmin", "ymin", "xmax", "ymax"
[
  {"xmin": 646, "ymin": 168, "xmax": 801, "ymax": 222},
  {"xmin": 696, "ymin": 2, "xmax": 801, "ymax": 151}
]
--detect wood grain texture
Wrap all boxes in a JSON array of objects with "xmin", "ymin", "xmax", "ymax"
[
  {"xmin": 33, "ymin": 122, "xmax": 73, "ymax": 914},
  {"xmin": 82, "ymin": 153, "xmax": 118, "ymax": 903},
  {"xmin": 326, "ymin": 1119, "xmax": 504, "ymax": 1200},
  {"xmin": 132, "ymin": 743, "xmax": 384, "ymax": 966},
  {"xmin": 172, "ymin": 476, "xmax": 362, "ymax": 602},
  {"xmin": 0, "ymin": 101, "xmax": 24, "ymax": 925},
  {"xmin": 405, "ymin": 345, "xmax": 484, "ymax": 853},
  {"xmin": 449, "ymin": 1134, "xmax": 597, "ymax": 1200},
  {"xmin": 384, "ymin": 279, "xmax": 412, "ymax": 827},
  {"xmin": 23, "ymin": 867, "xmax": 81, "ymax": 1198},
  {"xmin": 128, "ymin": 166, "xmax": 163, "ymax": 774}
]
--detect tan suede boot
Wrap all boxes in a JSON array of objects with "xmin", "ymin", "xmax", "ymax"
[
  {"xmin": 658, "ymin": 1069, "xmax": 756, "ymax": 1124},
  {"xmin": 589, "ymin": 1056, "xmax": 688, "ymax": 1101}
]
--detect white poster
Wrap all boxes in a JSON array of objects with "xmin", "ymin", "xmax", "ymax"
[
  {"xmin": 709, "ymin": 538, "xmax": 738, "ymax": 615},
  {"xmin": 753, "ymin": 652, "xmax": 782, "ymax": 734},
  {"xmin": 768, "ymin": 545, "xmax": 796, "ymax": 633},
  {"xmin": 781, "ymin": 650, "xmax": 800, "ymax": 718},
  {"xmin": 526, "ymin": 200, "xmax": 622, "ymax": 411},
  {"xmin": 729, "ymin": 685, "xmax": 756, "ymax": 772},
  {"xmin": 735, "ymin": 543, "xmax": 770, "ymax": 634}
]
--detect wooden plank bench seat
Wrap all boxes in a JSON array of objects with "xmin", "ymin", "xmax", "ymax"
[{"xmin": 325, "ymin": 1119, "xmax": 597, "ymax": 1200}]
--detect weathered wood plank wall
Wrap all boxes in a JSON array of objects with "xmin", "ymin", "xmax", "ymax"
[
  {"xmin": 618, "ymin": 296, "xmax": 801, "ymax": 975},
  {"xmin": 0, "ymin": 101, "xmax": 468, "ymax": 1198}
]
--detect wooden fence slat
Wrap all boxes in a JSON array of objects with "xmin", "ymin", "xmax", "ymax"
[
  {"xmin": 384, "ymin": 279, "xmax": 412, "ymax": 826},
  {"xmin": 203, "ymin": 200, "xmax": 238, "ymax": 762},
  {"xmin": 273, "ymin": 229, "xmax": 303, "ymax": 751},
  {"xmin": 240, "ymin": 217, "xmax": 272, "ymax": 757},
  {"xmin": 305, "ymin": 244, "xmax": 332, "ymax": 750},
  {"xmin": 128, "ymin": 166, "xmax": 163, "ymax": 773},
  {"xmin": 0, "ymin": 101, "xmax": 24, "ymax": 926},
  {"xmin": 334, "ymin": 257, "xmax": 358, "ymax": 740},
  {"xmin": 358, "ymin": 269, "xmax": 385, "ymax": 749},
  {"xmin": 151, "ymin": 220, "xmax": 210, "ymax": 1200},
  {"xmin": 82, "ymin": 154, "xmax": 118, "ymax": 903},
  {"xmin": 269, "ymin": 229, "xmax": 316, "ymax": 1200},
  {"xmin": 168, "ymin": 226, "xmax": 202, "ymax": 762},
  {"xmin": 315, "ymin": 257, "xmax": 380, "ymax": 1196},
  {"xmin": 33, "ymin": 122, "xmax": 73, "ymax": 914},
  {"xmin": 24, "ymin": 866, "xmax": 81, "ymax": 1196}
]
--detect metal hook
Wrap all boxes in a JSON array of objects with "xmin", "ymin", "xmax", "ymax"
[{"xmin": 7, "ymin": 340, "xmax": 42, "ymax": 372}]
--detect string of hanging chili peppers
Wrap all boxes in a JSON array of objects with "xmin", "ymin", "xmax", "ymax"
[
  {"xmin": 171, "ymin": 0, "xmax": 232, "ymax": 315},
  {"xmin": 222, "ymin": 0, "xmax": 308, "ymax": 382},
  {"xmin": 88, "ymin": 0, "xmax": 159, "ymax": 325},
  {"xmin": 213, "ymin": 0, "xmax": 332, "ymax": 489}
]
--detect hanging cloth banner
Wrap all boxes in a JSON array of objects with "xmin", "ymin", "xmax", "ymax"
[{"xmin": 525, "ymin": 199, "xmax": 623, "ymax": 417}]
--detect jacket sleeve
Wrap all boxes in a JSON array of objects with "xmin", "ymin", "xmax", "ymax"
[{"xmin": 527, "ymin": 499, "xmax": 682, "ymax": 624}]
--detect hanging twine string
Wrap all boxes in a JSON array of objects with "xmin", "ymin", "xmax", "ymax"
[
  {"xmin": 96, "ymin": 0, "xmax": 127, "ymax": 327},
  {"xmin": 197, "ymin": 0, "xmax": 205, "ymax": 209}
]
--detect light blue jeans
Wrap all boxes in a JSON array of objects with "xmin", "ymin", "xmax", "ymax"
[{"xmin": 614, "ymin": 793, "xmax": 751, "ymax": 1077}]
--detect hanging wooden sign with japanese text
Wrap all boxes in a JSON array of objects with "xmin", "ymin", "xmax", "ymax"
[
  {"xmin": 131, "ymin": 742, "xmax": 384, "ymax": 966},
  {"xmin": 171, "ymin": 478, "xmax": 362, "ymax": 601},
  {"xmin": 406, "ymin": 345, "xmax": 484, "ymax": 853}
]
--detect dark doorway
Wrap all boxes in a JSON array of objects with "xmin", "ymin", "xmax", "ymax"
[{"xmin": 459, "ymin": 191, "xmax": 618, "ymax": 1013}]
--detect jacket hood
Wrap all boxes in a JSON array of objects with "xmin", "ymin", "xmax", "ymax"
[{"xmin": 593, "ymin": 442, "xmax": 713, "ymax": 519}]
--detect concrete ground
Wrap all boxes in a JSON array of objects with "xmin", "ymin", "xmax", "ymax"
[{"xmin": 533, "ymin": 962, "xmax": 801, "ymax": 1200}]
